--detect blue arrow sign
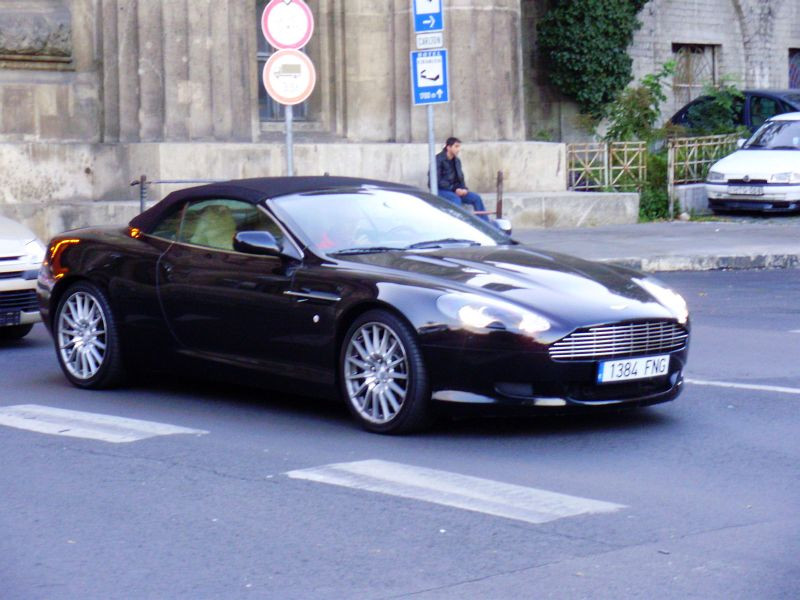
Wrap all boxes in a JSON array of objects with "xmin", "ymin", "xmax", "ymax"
[
  {"xmin": 412, "ymin": 0, "xmax": 444, "ymax": 34},
  {"xmin": 410, "ymin": 49, "xmax": 449, "ymax": 105}
]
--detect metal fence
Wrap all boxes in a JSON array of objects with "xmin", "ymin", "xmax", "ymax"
[
  {"xmin": 667, "ymin": 134, "xmax": 739, "ymax": 216},
  {"xmin": 567, "ymin": 141, "xmax": 647, "ymax": 192}
]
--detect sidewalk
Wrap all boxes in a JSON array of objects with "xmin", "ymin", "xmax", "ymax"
[{"xmin": 512, "ymin": 218, "xmax": 800, "ymax": 272}]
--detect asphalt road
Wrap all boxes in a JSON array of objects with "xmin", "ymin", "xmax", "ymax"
[{"xmin": 1, "ymin": 270, "xmax": 798, "ymax": 600}]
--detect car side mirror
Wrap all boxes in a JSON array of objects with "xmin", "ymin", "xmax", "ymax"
[
  {"xmin": 233, "ymin": 231, "xmax": 282, "ymax": 256},
  {"xmin": 737, "ymin": 138, "xmax": 747, "ymax": 149},
  {"xmin": 494, "ymin": 218, "xmax": 513, "ymax": 236}
]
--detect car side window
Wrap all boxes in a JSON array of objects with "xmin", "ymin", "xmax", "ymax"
[
  {"xmin": 150, "ymin": 206, "xmax": 185, "ymax": 241},
  {"xmin": 750, "ymin": 96, "xmax": 782, "ymax": 129},
  {"xmin": 179, "ymin": 199, "xmax": 285, "ymax": 252}
]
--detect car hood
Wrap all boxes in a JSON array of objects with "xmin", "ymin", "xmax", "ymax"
[
  {"xmin": 712, "ymin": 149, "xmax": 799, "ymax": 178},
  {"xmin": 339, "ymin": 245, "xmax": 679, "ymax": 327},
  {"xmin": 0, "ymin": 214, "xmax": 36, "ymax": 258}
]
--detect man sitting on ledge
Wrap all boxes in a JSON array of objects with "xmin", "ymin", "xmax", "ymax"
[{"xmin": 435, "ymin": 137, "xmax": 489, "ymax": 221}]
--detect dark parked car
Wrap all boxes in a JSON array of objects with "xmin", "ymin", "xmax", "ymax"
[
  {"xmin": 670, "ymin": 89, "xmax": 800, "ymax": 133},
  {"xmin": 38, "ymin": 177, "xmax": 690, "ymax": 433}
]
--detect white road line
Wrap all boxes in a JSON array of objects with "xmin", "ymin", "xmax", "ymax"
[
  {"xmin": 286, "ymin": 459, "xmax": 625, "ymax": 525},
  {"xmin": 0, "ymin": 404, "xmax": 208, "ymax": 443},
  {"xmin": 687, "ymin": 379, "xmax": 800, "ymax": 396}
]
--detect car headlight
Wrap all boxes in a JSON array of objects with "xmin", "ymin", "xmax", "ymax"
[
  {"xmin": 436, "ymin": 293, "xmax": 550, "ymax": 335},
  {"xmin": 706, "ymin": 171, "xmax": 726, "ymax": 182},
  {"xmin": 24, "ymin": 239, "xmax": 46, "ymax": 264},
  {"xmin": 769, "ymin": 172, "xmax": 800, "ymax": 184},
  {"xmin": 634, "ymin": 278, "xmax": 689, "ymax": 324}
]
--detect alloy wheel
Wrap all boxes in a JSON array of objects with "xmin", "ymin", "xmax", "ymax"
[
  {"xmin": 57, "ymin": 291, "xmax": 108, "ymax": 380},
  {"xmin": 344, "ymin": 321, "xmax": 409, "ymax": 424}
]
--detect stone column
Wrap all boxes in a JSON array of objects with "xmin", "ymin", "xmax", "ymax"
[
  {"xmin": 137, "ymin": 0, "xmax": 165, "ymax": 141},
  {"xmin": 101, "ymin": 0, "xmax": 121, "ymax": 142},
  {"xmin": 163, "ymin": 0, "xmax": 191, "ymax": 140},
  {"xmin": 117, "ymin": 0, "xmax": 141, "ymax": 141},
  {"xmin": 396, "ymin": 0, "xmax": 526, "ymax": 143},
  {"xmin": 341, "ymin": 0, "xmax": 396, "ymax": 141},
  {"xmin": 188, "ymin": 1, "xmax": 214, "ymax": 139}
]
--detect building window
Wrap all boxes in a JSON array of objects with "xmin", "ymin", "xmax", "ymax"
[
  {"xmin": 790, "ymin": 49, "xmax": 800, "ymax": 89},
  {"xmin": 256, "ymin": 0, "xmax": 310, "ymax": 122},
  {"xmin": 672, "ymin": 44, "xmax": 718, "ymax": 106}
]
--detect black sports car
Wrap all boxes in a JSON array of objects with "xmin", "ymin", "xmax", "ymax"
[{"xmin": 38, "ymin": 177, "xmax": 690, "ymax": 433}]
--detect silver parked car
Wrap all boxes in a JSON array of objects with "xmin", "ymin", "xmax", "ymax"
[{"xmin": 0, "ymin": 214, "xmax": 44, "ymax": 339}]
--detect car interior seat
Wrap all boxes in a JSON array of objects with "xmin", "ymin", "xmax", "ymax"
[{"xmin": 189, "ymin": 205, "xmax": 237, "ymax": 250}]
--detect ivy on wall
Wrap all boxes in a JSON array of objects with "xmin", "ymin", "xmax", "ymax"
[{"xmin": 537, "ymin": 0, "xmax": 649, "ymax": 119}]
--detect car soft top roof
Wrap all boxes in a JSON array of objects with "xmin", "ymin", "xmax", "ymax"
[{"xmin": 129, "ymin": 176, "xmax": 419, "ymax": 232}]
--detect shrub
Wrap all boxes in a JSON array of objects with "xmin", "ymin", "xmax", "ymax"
[{"xmin": 537, "ymin": 1, "xmax": 649, "ymax": 119}]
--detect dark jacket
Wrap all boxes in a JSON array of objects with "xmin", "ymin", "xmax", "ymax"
[{"xmin": 435, "ymin": 150, "xmax": 467, "ymax": 192}]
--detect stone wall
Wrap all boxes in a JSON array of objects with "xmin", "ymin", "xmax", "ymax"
[
  {"xmin": 522, "ymin": 0, "xmax": 800, "ymax": 141},
  {"xmin": 631, "ymin": 0, "xmax": 800, "ymax": 116},
  {"xmin": 0, "ymin": 139, "xmax": 567, "ymax": 238}
]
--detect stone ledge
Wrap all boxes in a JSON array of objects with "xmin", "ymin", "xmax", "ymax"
[
  {"xmin": 481, "ymin": 191, "xmax": 640, "ymax": 228},
  {"xmin": 1, "ymin": 201, "xmax": 148, "ymax": 240}
]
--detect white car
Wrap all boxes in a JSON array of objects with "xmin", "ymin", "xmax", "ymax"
[
  {"xmin": 706, "ymin": 112, "xmax": 800, "ymax": 213},
  {"xmin": 0, "ymin": 214, "xmax": 45, "ymax": 339}
]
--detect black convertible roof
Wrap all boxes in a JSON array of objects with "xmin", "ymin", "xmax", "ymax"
[{"xmin": 129, "ymin": 176, "xmax": 419, "ymax": 232}]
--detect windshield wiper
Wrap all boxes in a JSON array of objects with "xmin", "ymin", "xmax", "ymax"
[
  {"xmin": 406, "ymin": 238, "xmax": 482, "ymax": 250},
  {"xmin": 768, "ymin": 145, "xmax": 798, "ymax": 150},
  {"xmin": 332, "ymin": 246, "xmax": 405, "ymax": 255}
]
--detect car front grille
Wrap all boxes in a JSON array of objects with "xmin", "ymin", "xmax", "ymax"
[
  {"xmin": 0, "ymin": 271, "xmax": 23, "ymax": 280},
  {"xmin": 0, "ymin": 289, "xmax": 38, "ymax": 312},
  {"xmin": 549, "ymin": 321, "xmax": 688, "ymax": 361},
  {"xmin": 727, "ymin": 179, "xmax": 768, "ymax": 185}
]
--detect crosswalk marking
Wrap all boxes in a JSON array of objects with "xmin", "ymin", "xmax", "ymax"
[
  {"xmin": 286, "ymin": 459, "xmax": 625, "ymax": 525},
  {"xmin": 0, "ymin": 404, "xmax": 208, "ymax": 443}
]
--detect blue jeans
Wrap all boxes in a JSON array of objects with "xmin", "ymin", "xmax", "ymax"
[{"xmin": 438, "ymin": 190, "xmax": 490, "ymax": 221}]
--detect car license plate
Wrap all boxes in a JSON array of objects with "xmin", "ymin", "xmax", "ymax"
[
  {"xmin": 0, "ymin": 311, "xmax": 21, "ymax": 327},
  {"xmin": 597, "ymin": 354, "xmax": 670, "ymax": 384},
  {"xmin": 728, "ymin": 185, "xmax": 764, "ymax": 196}
]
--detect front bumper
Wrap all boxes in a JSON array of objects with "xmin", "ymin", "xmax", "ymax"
[
  {"xmin": 422, "ymin": 342, "xmax": 688, "ymax": 411},
  {"xmin": 0, "ymin": 264, "xmax": 42, "ymax": 328},
  {"xmin": 706, "ymin": 183, "xmax": 800, "ymax": 212}
]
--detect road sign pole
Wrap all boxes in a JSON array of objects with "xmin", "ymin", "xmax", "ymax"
[
  {"xmin": 427, "ymin": 104, "xmax": 437, "ymax": 196},
  {"xmin": 285, "ymin": 104, "xmax": 294, "ymax": 176}
]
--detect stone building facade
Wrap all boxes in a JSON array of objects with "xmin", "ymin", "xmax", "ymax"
[
  {"xmin": 2, "ymin": 0, "xmax": 563, "ymax": 238},
  {"xmin": 1, "ymin": 1, "xmax": 798, "ymax": 236},
  {"xmin": 0, "ymin": 0, "xmax": 526, "ymax": 145}
]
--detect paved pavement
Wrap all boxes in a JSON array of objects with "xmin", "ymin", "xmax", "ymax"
[
  {"xmin": 1, "ymin": 270, "xmax": 799, "ymax": 599},
  {"xmin": 514, "ymin": 214, "xmax": 800, "ymax": 272}
]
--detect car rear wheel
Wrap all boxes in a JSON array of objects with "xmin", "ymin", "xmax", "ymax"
[
  {"xmin": 340, "ymin": 310, "xmax": 432, "ymax": 434},
  {"xmin": 54, "ymin": 282, "xmax": 125, "ymax": 389},
  {"xmin": 0, "ymin": 324, "xmax": 34, "ymax": 340}
]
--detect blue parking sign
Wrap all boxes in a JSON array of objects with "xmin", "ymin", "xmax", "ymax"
[
  {"xmin": 410, "ymin": 49, "xmax": 449, "ymax": 105},
  {"xmin": 412, "ymin": 0, "xmax": 444, "ymax": 33}
]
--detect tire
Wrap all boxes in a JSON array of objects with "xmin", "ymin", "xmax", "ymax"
[
  {"xmin": 0, "ymin": 324, "xmax": 34, "ymax": 340},
  {"xmin": 54, "ymin": 281, "xmax": 126, "ymax": 389},
  {"xmin": 339, "ymin": 309, "xmax": 433, "ymax": 434}
]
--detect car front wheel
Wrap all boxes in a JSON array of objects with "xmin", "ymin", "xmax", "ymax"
[
  {"xmin": 54, "ymin": 282, "xmax": 125, "ymax": 389},
  {"xmin": 340, "ymin": 309, "xmax": 432, "ymax": 434}
]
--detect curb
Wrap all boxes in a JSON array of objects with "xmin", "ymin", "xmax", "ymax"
[{"xmin": 602, "ymin": 253, "xmax": 800, "ymax": 273}]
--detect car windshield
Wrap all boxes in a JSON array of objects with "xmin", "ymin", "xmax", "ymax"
[
  {"xmin": 743, "ymin": 120, "xmax": 800, "ymax": 150},
  {"xmin": 269, "ymin": 188, "xmax": 510, "ymax": 254}
]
